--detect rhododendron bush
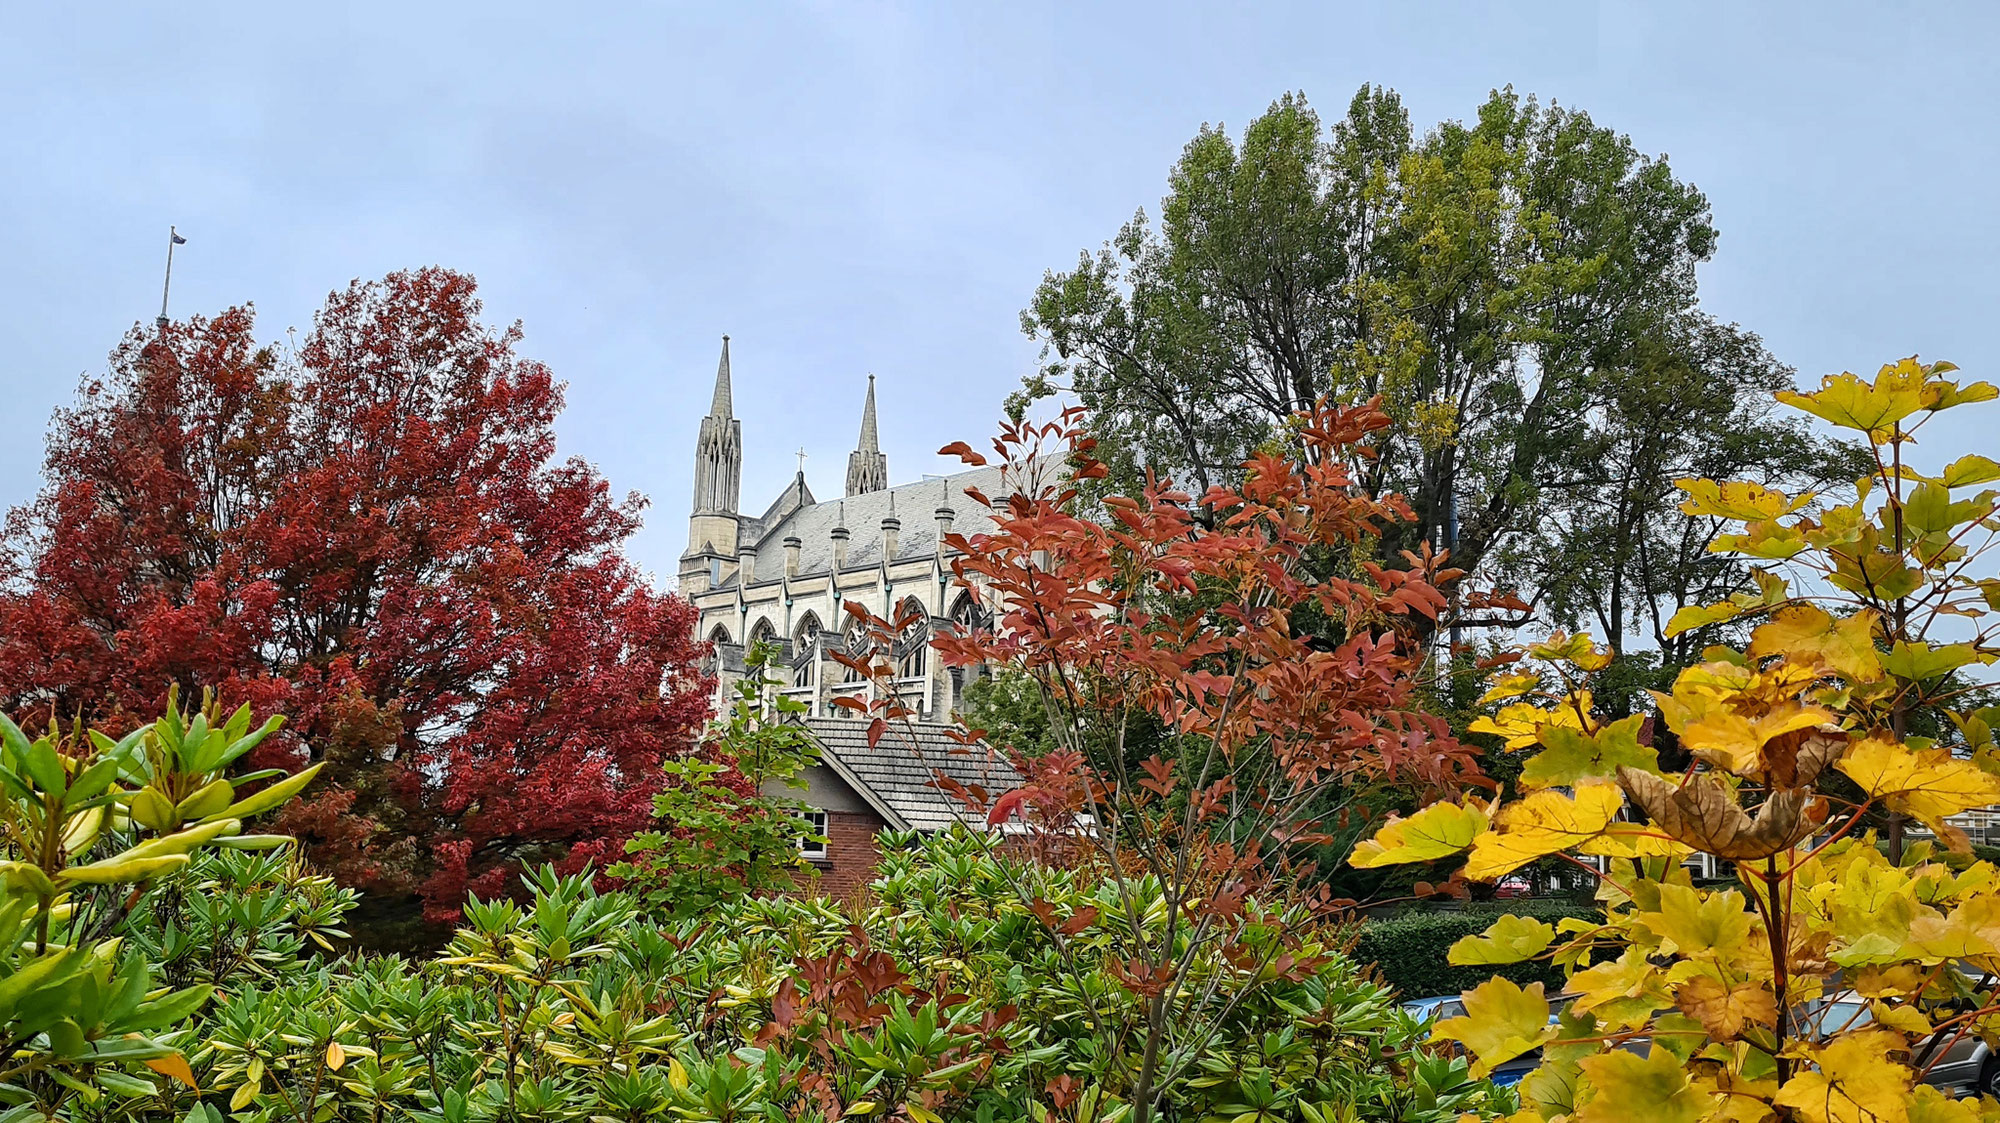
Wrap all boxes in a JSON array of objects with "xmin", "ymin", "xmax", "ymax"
[
  {"xmin": 1354, "ymin": 358, "xmax": 2000, "ymax": 1122},
  {"xmin": 0, "ymin": 269, "xmax": 709, "ymax": 931}
]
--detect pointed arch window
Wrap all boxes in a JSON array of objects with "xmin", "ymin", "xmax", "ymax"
[
  {"xmin": 791, "ymin": 614, "xmax": 822, "ymax": 689},
  {"xmin": 895, "ymin": 596, "xmax": 929, "ymax": 679}
]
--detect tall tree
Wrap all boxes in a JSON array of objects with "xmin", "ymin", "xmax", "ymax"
[
  {"xmin": 1020, "ymin": 86, "xmax": 1857, "ymax": 653},
  {"xmin": 0, "ymin": 268, "xmax": 710, "ymax": 931}
]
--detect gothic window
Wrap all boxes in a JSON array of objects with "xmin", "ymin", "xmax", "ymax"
[
  {"xmin": 749, "ymin": 618, "xmax": 778, "ymax": 657},
  {"xmin": 791, "ymin": 614, "xmax": 822, "ymax": 689},
  {"xmin": 702, "ymin": 624, "xmax": 732, "ymax": 676},
  {"xmin": 895, "ymin": 596, "xmax": 929, "ymax": 679},
  {"xmin": 837, "ymin": 616, "xmax": 869, "ymax": 684}
]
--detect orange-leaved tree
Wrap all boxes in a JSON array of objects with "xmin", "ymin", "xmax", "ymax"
[
  {"xmin": 1353, "ymin": 357, "xmax": 2000, "ymax": 1121},
  {"xmin": 838, "ymin": 401, "xmax": 1488, "ymax": 1123}
]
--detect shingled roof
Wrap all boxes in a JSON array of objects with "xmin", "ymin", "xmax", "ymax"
[{"xmin": 805, "ymin": 717, "xmax": 1023, "ymax": 831}]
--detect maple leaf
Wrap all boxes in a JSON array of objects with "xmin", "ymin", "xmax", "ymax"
[
  {"xmin": 1575, "ymin": 1046, "xmax": 1712, "ymax": 1123},
  {"xmin": 1618, "ymin": 768, "xmax": 1823, "ymax": 861},
  {"xmin": 1464, "ymin": 782, "xmax": 1622, "ymax": 881},
  {"xmin": 1643, "ymin": 883, "xmax": 1754, "ymax": 959},
  {"xmin": 1470, "ymin": 698, "xmax": 1587, "ymax": 751},
  {"xmin": 1663, "ymin": 600, "xmax": 1744, "ymax": 638},
  {"xmin": 1349, "ymin": 802, "xmax": 1488, "ymax": 867},
  {"xmin": 1746, "ymin": 604, "xmax": 1883, "ymax": 683},
  {"xmin": 1519, "ymin": 715, "xmax": 1657, "ymax": 789},
  {"xmin": 1772, "ymin": 1029, "xmax": 1913, "ymax": 1123},
  {"xmin": 1837, "ymin": 734, "xmax": 2000, "ymax": 834},
  {"xmin": 1448, "ymin": 914, "xmax": 1557, "ymax": 966},
  {"xmin": 1676, "ymin": 478, "xmax": 1814, "ymax": 523},
  {"xmin": 1674, "ymin": 974, "xmax": 1776, "ymax": 1040},
  {"xmin": 1429, "ymin": 978, "xmax": 1557, "ymax": 1078},
  {"xmin": 1775, "ymin": 361, "xmax": 1932, "ymax": 441}
]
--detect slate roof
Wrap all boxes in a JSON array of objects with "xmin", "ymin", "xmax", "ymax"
[
  {"xmin": 806, "ymin": 717, "xmax": 1023, "ymax": 831},
  {"xmin": 728, "ymin": 466, "xmax": 1008, "ymax": 584}
]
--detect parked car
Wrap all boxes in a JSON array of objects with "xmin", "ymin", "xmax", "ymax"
[{"xmin": 1804, "ymin": 992, "xmax": 1996, "ymax": 1098}]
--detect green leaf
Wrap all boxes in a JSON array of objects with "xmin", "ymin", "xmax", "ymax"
[
  {"xmin": 123, "ymin": 984, "xmax": 214, "ymax": 1031},
  {"xmin": 175, "ymin": 779, "xmax": 235, "ymax": 820},
  {"xmin": 206, "ymin": 761, "xmax": 323, "ymax": 822},
  {"xmin": 1942, "ymin": 454, "xmax": 2000, "ymax": 488},
  {"xmin": 0, "ymin": 949, "xmax": 86, "ymax": 1019},
  {"xmin": 61, "ymin": 853, "xmax": 191, "ymax": 885},
  {"xmin": 1520, "ymin": 717, "xmax": 1659, "ymax": 789},
  {"xmin": 1881, "ymin": 640, "xmax": 1985, "ymax": 682}
]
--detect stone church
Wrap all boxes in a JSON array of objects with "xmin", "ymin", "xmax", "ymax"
[
  {"xmin": 678, "ymin": 336, "xmax": 1003, "ymax": 724},
  {"xmin": 677, "ymin": 337, "xmax": 1020, "ymax": 893}
]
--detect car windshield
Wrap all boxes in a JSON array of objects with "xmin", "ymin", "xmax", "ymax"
[{"xmin": 1816, "ymin": 1001, "xmax": 1873, "ymax": 1038}]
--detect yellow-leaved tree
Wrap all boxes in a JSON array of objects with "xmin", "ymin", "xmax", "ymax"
[{"xmin": 1353, "ymin": 358, "xmax": 2000, "ymax": 1122}]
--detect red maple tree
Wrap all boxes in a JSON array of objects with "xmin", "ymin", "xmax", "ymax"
[
  {"xmin": 0, "ymin": 268, "xmax": 710, "ymax": 930},
  {"xmin": 839, "ymin": 401, "xmax": 1488, "ymax": 1122}
]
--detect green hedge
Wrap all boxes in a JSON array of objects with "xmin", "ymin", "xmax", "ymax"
[{"xmin": 1352, "ymin": 900, "xmax": 1597, "ymax": 1000}]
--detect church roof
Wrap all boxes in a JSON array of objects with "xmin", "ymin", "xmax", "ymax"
[
  {"xmin": 805, "ymin": 717, "xmax": 1022, "ymax": 831},
  {"xmin": 730, "ymin": 466, "xmax": 1006, "ymax": 583}
]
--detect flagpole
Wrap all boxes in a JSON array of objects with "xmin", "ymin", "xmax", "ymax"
[{"xmin": 157, "ymin": 225, "xmax": 180, "ymax": 331}]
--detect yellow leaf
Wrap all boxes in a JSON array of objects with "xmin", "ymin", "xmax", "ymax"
[
  {"xmin": 1677, "ymin": 478, "xmax": 1812, "ymax": 523},
  {"xmin": 1674, "ymin": 975, "xmax": 1776, "ymax": 1041},
  {"xmin": 1478, "ymin": 671, "xmax": 1544, "ymax": 707},
  {"xmin": 1776, "ymin": 362, "xmax": 1930, "ymax": 440},
  {"xmin": 668, "ymin": 1058, "xmax": 689, "ymax": 1091},
  {"xmin": 145, "ymin": 1053, "xmax": 199, "ymax": 1092},
  {"xmin": 1471, "ymin": 697, "xmax": 1588, "ymax": 751},
  {"xmin": 1907, "ymin": 1084, "xmax": 1980, "ymax": 1123},
  {"xmin": 324, "ymin": 1041, "xmax": 345, "ymax": 1071},
  {"xmin": 1350, "ymin": 802, "xmax": 1488, "ymax": 868},
  {"xmin": 1837, "ymin": 735, "xmax": 2000, "ymax": 834},
  {"xmin": 1663, "ymin": 601, "xmax": 1743, "ymax": 638},
  {"xmin": 1747, "ymin": 604, "xmax": 1883, "ymax": 683},
  {"xmin": 1773, "ymin": 1028, "xmax": 1912, "ymax": 1123},
  {"xmin": 1645, "ymin": 883, "xmax": 1755, "ymax": 959},
  {"xmin": 1430, "ymin": 978, "xmax": 1558, "ymax": 1078},
  {"xmin": 1448, "ymin": 914, "xmax": 1557, "ymax": 966},
  {"xmin": 230, "ymin": 1079, "xmax": 259, "ymax": 1112},
  {"xmin": 1575, "ymin": 1046, "xmax": 1712, "ymax": 1123},
  {"xmin": 1464, "ymin": 783, "xmax": 1622, "ymax": 881},
  {"xmin": 1869, "ymin": 1001, "xmax": 1933, "ymax": 1035},
  {"xmin": 1567, "ymin": 950, "xmax": 1672, "ymax": 1031}
]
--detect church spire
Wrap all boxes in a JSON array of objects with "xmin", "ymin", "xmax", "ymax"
[
  {"xmin": 710, "ymin": 334, "xmax": 733, "ymax": 418},
  {"xmin": 689, "ymin": 334, "xmax": 743, "ymax": 516},
  {"xmin": 845, "ymin": 374, "xmax": 888, "ymax": 496}
]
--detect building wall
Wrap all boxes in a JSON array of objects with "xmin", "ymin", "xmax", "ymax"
[
  {"xmin": 693, "ymin": 551, "xmax": 988, "ymax": 721},
  {"xmin": 801, "ymin": 809, "xmax": 890, "ymax": 900}
]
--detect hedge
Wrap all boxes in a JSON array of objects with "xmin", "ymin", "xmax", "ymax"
[{"xmin": 1351, "ymin": 900, "xmax": 1597, "ymax": 1000}]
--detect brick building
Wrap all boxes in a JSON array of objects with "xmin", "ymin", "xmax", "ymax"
[{"xmin": 772, "ymin": 717, "xmax": 1024, "ymax": 897}]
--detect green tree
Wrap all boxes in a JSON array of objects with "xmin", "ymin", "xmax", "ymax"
[
  {"xmin": 1019, "ymin": 86, "xmax": 1857, "ymax": 657},
  {"xmin": 611, "ymin": 643, "xmax": 823, "ymax": 917}
]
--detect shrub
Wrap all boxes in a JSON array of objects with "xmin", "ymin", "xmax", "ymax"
[
  {"xmin": 1354, "ymin": 902, "xmax": 1596, "ymax": 1000},
  {"xmin": 74, "ymin": 830, "xmax": 1517, "ymax": 1122}
]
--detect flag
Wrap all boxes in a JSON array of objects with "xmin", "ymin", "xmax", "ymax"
[{"xmin": 171, "ymin": 231, "xmax": 186, "ymax": 244}]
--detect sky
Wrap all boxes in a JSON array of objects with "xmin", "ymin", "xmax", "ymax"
[{"xmin": 3, "ymin": 2, "xmax": 1996, "ymax": 585}]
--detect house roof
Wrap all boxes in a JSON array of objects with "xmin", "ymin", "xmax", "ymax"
[{"xmin": 805, "ymin": 717, "xmax": 1023, "ymax": 831}]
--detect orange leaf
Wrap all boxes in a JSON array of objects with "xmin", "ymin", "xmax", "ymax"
[{"xmin": 146, "ymin": 1053, "xmax": 199, "ymax": 1091}]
